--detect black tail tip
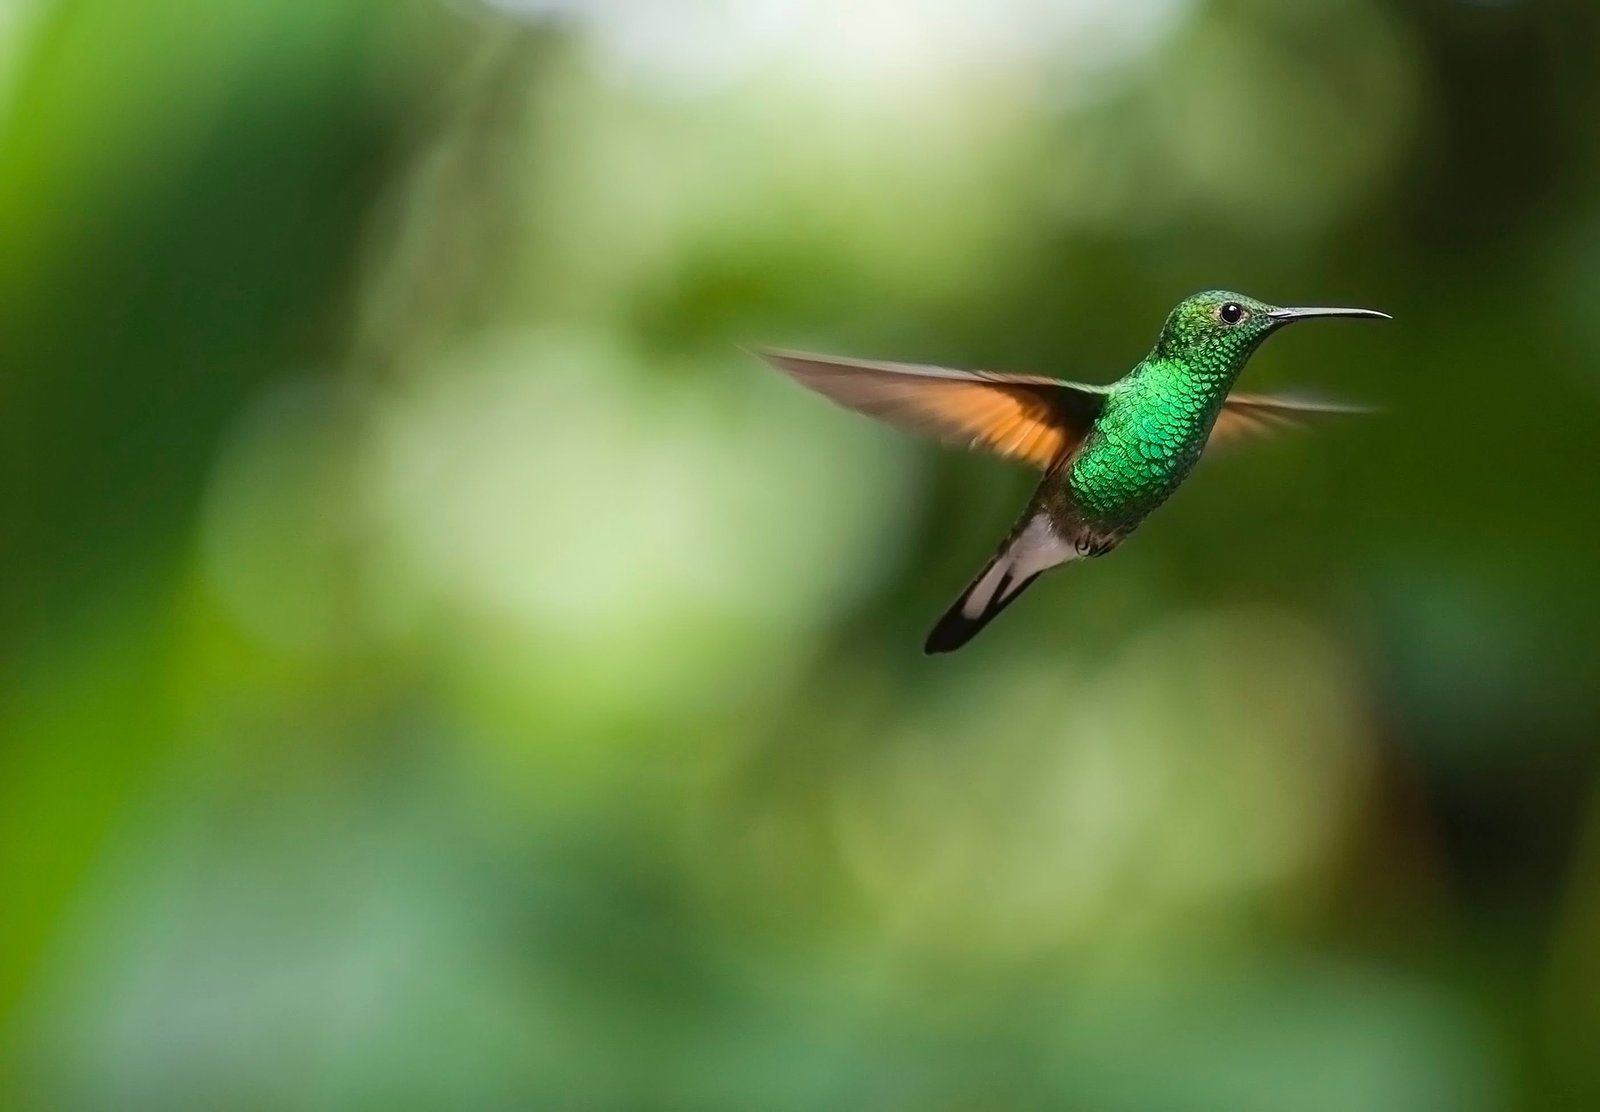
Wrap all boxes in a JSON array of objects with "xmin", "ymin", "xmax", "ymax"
[
  {"xmin": 923, "ymin": 612, "xmax": 980, "ymax": 655},
  {"xmin": 922, "ymin": 569, "xmax": 1043, "ymax": 655}
]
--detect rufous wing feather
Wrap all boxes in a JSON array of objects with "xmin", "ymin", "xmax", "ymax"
[
  {"xmin": 1207, "ymin": 392, "xmax": 1376, "ymax": 453},
  {"xmin": 758, "ymin": 349, "xmax": 1108, "ymax": 470}
]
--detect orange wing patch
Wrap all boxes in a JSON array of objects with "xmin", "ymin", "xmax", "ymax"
[{"xmin": 759, "ymin": 349, "xmax": 1106, "ymax": 471}]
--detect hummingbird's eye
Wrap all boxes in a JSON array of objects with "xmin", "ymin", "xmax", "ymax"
[{"xmin": 1218, "ymin": 302, "xmax": 1246, "ymax": 326}]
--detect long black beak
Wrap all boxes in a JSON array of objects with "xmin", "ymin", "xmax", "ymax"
[{"xmin": 1268, "ymin": 306, "xmax": 1390, "ymax": 323}]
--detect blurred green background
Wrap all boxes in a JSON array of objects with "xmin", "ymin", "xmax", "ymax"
[{"xmin": 1, "ymin": 0, "xmax": 1598, "ymax": 1108}]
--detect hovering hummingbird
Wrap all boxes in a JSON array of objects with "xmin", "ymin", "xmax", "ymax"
[{"xmin": 760, "ymin": 290, "xmax": 1387, "ymax": 654}]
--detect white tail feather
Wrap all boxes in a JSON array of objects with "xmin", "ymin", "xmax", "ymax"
[{"xmin": 926, "ymin": 513, "xmax": 1077, "ymax": 653}]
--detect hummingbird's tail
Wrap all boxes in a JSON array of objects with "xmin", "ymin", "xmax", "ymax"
[{"xmin": 924, "ymin": 512, "xmax": 1075, "ymax": 654}]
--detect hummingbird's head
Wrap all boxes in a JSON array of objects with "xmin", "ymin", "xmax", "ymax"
[{"xmin": 1155, "ymin": 290, "xmax": 1389, "ymax": 368}]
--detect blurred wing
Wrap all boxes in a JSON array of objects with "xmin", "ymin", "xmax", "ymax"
[
  {"xmin": 759, "ymin": 349, "xmax": 1109, "ymax": 470},
  {"xmin": 1208, "ymin": 392, "xmax": 1376, "ymax": 453}
]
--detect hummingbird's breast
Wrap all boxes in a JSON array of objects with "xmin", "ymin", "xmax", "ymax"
[{"xmin": 1062, "ymin": 370, "xmax": 1222, "ymax": 529}]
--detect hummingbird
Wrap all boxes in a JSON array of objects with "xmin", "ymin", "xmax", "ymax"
[{"xmin": 759, "ymin": 290, "xmax": 1387, "ymax": 654}]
